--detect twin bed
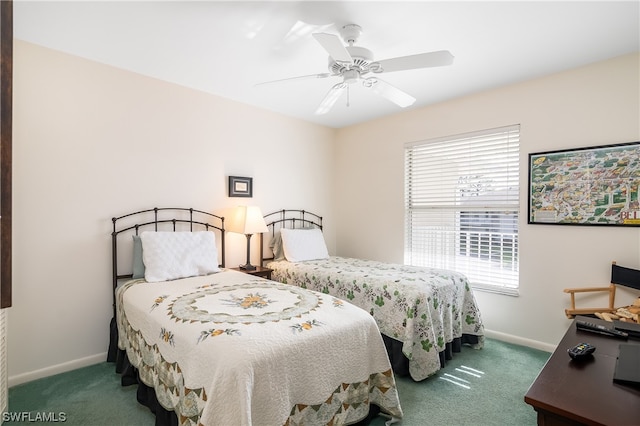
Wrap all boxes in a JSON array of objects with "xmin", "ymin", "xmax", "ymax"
[
  {"xmin": 108, "ymin": 206, "xmax": 485, "ymax": 425},
  {"xmin": 108, "ymin": 208, "xmax": 403, "ymax": 426},
  {"xmin": 260, "ymin": 209, "xmax": 485, "ymax": 382}
]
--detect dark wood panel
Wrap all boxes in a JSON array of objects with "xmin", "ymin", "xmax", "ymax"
[{"xmin": 1, "ymin": 0, "xmax": 12, "ymax": 309}]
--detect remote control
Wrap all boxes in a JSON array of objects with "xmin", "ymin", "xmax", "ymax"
[
  {"xmin": 576, "ymin": 320, "xmax": 629, "ymax": 339},
  {"xmin": 568, "ymin": 342, "xmax": 596, "ymax": 360}
]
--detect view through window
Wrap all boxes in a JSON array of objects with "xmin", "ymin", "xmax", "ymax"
[{"xmin": 404, "ymin": 125, "xmax": 520, "ymax": 295}]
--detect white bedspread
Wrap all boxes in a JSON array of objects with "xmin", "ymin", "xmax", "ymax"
[
  {"xmin": 116, "ymin": 269, "xmax": 402, "ymax": 426},
  {"xmin": 267, "ymin": 256, "xmax": 485, "ymax": 381}
]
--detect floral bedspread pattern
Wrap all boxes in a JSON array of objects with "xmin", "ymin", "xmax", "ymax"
[
  {"xmin": 267, "ymin": 256, "xmax": 485, "ymax": 381},
  {"xmin": 116, "ymin": 270, "xmax": 402, "ymax": 426}
]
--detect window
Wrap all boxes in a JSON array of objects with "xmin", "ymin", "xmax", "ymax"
[{"xmin": 404, "ymin": 125, "xmax": 520, "ymax": 295}]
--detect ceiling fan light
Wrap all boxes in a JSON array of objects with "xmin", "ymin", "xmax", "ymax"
[{"xmin": 343, "ymin": 69, "xmax": 359, "ymax": 84}]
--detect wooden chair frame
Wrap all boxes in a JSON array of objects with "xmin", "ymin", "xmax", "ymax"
[{"xmin": 564, "ymin": 261, "xmax": 640, "ymax": 319}]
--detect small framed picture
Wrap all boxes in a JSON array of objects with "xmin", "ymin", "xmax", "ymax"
[{"xmin": 228, "ymin": 176, "xmax": 253, "ymax": 198}]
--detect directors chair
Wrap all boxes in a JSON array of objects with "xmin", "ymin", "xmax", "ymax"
[{"xmin": 564, "ymin": 261, "xmax": 640, "ymax": 319}]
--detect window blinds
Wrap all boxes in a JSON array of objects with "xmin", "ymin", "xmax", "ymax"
[{"xmin": 404, "ymin": 125, "xmax": 520, "ymax": 294}]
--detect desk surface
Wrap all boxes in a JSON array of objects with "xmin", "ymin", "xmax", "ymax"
[{"xmin": 525, "ymin": 317, "xmax": 640, "ymax": 425}]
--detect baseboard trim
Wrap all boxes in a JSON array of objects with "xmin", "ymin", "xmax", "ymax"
[
  {"xmin": 484, "ymin": 329, "xmax": 556, "ymax": 353},
  {"xmin": 8, "ymin": 352, "xmax": 107, "ymax": 387}
]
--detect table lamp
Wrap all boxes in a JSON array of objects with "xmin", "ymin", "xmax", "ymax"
[{"xmin": 228, "ymin": 205, "xmax": 268, "ymax": 270}]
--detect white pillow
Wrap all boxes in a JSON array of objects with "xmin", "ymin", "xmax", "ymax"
[
  {"xmin": 140, "ymin": 231, "xmax": 219, "ymax": 282},
  {"xmin": 280, "ymin": 228, "xmax": 329, "ymax": 262}
]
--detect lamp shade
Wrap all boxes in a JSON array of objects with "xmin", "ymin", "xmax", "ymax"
[{"xmin": 228, "ymin": 206, "xmax": 268, "ymax": 235}]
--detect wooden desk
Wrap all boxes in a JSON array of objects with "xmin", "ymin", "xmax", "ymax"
[{"xmin": 525, "ymin": 317, "xmax": 640, "ymax": 425}]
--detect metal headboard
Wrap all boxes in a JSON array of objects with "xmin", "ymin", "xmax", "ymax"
[
  {"xmin": 111, "ymin": 207, "xmax": 225, "ymax": 317},
  {"xmin": 259, "ymin": 209, "xmax": 323, "ymax": 265}
]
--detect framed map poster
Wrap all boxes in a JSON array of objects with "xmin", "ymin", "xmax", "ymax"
[{"xmin": 528, "ymin": 141, "xmax": 640, "ymax": 226}]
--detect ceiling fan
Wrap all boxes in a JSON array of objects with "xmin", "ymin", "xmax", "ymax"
[{"xmin": 257, "ymin": 24, "xmax": 454, "ymax": 115}]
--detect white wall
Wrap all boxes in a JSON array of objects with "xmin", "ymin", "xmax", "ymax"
[
  {"xmin": 9, "ymin": 41, "xmax": 336, "ymax": 384},
  {"xmin": 334, "ymin": 52, "xmax": 640, "ymax": 350},
  {"xmin": 9, "ymin": 40, "xmax": 640, "ymax": 384}
]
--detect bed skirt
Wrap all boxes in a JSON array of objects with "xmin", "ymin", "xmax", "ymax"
[
  {"xmin": 382, "ymin": 333, "xmax": 480, "ymax": 379},
  {"xmin": 108, "ymin": 318, "xmax": 478, "ymax": 424}
]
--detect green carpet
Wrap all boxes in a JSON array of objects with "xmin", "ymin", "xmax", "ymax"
[
  {"xmin": 5, "ymin": 338, "xmax": 550, "ymax": 425},
  {"xmin": 371, "ymin": 338, "xmax": 550, "ymax": 426}
]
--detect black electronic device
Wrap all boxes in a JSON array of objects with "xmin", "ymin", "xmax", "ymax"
[
  {"xmin": 613, "ymin": 344, "xmax": 640, "ymax": 386},
  {"xmin": 568, "ymin": 342, "xmax": 596, "ymax": 360},
  {"xmin": 576, "ymin": 319, "xmax": 629, "ymax": 339},
  {"xmin": 614, "ymin": 321, "xmax": 640, "ymax": 339}
]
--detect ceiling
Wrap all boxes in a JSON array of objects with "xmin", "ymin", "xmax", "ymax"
[{"xmin": 13, "ymin": 1, "xmax": 640, "ymax": 128}]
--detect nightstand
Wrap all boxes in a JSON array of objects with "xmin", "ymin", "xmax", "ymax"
[{"xmin": 229, "ymin": 266, "xmax": 273, "ymax": 280}]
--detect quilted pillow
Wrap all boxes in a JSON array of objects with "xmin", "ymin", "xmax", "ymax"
[
  {"xmin": 280, "ymin": 228, "xmax": 329, "ymax": 262},
  {"xmin": 140, "ymin": 231, "xmax": 220, "ymax": 282}
]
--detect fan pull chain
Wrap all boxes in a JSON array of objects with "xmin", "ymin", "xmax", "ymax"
[{"xmin": 346, "ymin": 85, "xmax": 350, "ymax": 108}]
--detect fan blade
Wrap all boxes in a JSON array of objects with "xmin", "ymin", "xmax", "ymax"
[
  {"xmin": 373, "ymin": 50, "xmax": 454, "ymax": 73},
  {"xmin": 254, "ymin": 73, "xmax": 331, "ymax": 87},
  {"xmin": 312, "ymin": 33, "xmax": 353, "ymax": 63},
  {"xmin": 363, "ymin": 78, "xmax": 415, "ymax": 108},
  {"xmin": 315, "ymin": 82, "xmax": 346, "ymax": 115}
]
